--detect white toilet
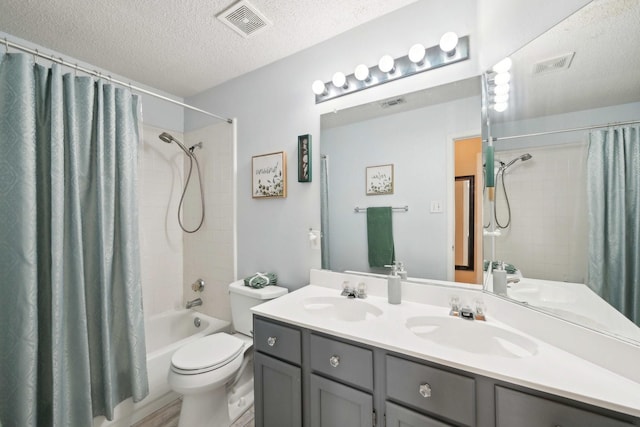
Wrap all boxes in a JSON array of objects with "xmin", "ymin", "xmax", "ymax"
[{"xmin": 168, "ymin": 280, "xmax": 288, "ymax": 427}]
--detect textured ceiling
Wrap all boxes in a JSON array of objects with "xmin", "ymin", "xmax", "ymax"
[
  {"xmin": 0, "ymin": 0, "xmax": 416, "ymax": 97},
  {"xmin": 492, "ymin": 0, "xmax": 640, "ymax": 123}
]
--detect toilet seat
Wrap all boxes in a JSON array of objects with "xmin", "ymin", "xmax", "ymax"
[{"xmin": 171, "ymin": 333, "xmax": 244, "ymax": 375}]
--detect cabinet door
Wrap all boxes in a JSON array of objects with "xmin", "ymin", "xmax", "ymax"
[
  {"xmin": 386, "ymin": 401, "xmax": 454, "ymax": 427},
  {"xmin": 310, "ymin": 374, "xmax": 373, "ymax": 427},
  {"xmin": 495, "ymin": 386, "xmax": 634, "ymax": 427},
  {"xmin": 254, "ymin": 352, "xmax": 302, "ymax": 427}
]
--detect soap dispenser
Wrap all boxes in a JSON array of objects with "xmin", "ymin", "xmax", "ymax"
[
  {"xmin": 397, "ymin": 261, "xmax": 407, "ymax": 280},
  {"xmin": 385, "ymin": 262, "xmax": 402, "ymax": 304},
  {"xmin": 492, "ymin": 261, "xmax": 508, "ymax": 296}
]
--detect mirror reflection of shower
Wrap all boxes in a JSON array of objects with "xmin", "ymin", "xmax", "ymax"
[
  {"xmin": 488, "ymin": 153, "xmax": 533, "ymax": 229},
  {"xmin": 158, "ymin": 132, "xmax": 206, "ymax": 233}
]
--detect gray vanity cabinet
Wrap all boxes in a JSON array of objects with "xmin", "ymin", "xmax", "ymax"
[
  {"xmin": 253, "ymin": 317, "xmax": 302, "ymax": 427},
  {"xmin": 253, "ymin": 315, "xmax": 639, "ymax": 427}
]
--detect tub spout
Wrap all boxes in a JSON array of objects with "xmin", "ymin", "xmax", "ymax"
[{"xmin": 186, "ymin": 298, "xmax": 203, "ymax": 309}]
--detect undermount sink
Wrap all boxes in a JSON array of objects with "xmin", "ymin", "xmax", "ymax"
[
  {"xmin": 302, "ymin": 296, "xmax": 383, "ymax": 321},
  {"xmin": 405, "ymin": 315, "xmax": 538, "ymax": 359}
]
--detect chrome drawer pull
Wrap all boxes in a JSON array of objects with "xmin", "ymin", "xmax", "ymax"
[
  {"xmin": 419, "ymin": 383, "xmax": 432, "ymax": 398},
  {"xmin": 329, "ymin": 355, "xmax": 340, "ymax": 368},
  {"xmin": 267, "ymin": 336, "xmax": 277, "ymax": 347}
]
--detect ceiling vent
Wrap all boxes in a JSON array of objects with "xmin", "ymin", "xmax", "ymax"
[
  {"xmin": 533, "ymin": 52, "xmax": 575, "ymax": 75},
  {"xmin": 380, "ymin": 97, "xmax": 407, "ymax": 109},
  {"xmin": 217, "ymin": 0, "xmax": 272, "ymax": 38}
]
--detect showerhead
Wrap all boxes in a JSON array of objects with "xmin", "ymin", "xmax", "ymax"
[
  {"xmin": 504, "ymin": 153, "xmax": 532, "ymax": 169},
  {"xmin": 158, "ymin": 132, "xmax": 191, "ymax": 156},
  {"xmin": 158, "ymin": 132, "xmax": 174, "ymax": 144}
]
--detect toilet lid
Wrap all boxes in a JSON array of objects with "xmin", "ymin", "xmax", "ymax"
[{"xmin": 171, "ymin": 333, "xmax": 244, "ymax": 372}]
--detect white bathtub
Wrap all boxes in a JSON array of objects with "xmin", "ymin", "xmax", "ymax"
[{"xmin": 93, "ymin": 309, "xmax": 230, "ymax": 427}]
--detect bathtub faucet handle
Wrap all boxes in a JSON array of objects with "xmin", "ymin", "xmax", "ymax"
[{"xmin": 191, "ymin": 279, "xmax": 205, "ymax": 292}]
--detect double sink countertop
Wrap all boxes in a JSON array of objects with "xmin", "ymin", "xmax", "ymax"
[{"xmin": 251, "ymin": 269, "xmax": 640, "ymax": 418}]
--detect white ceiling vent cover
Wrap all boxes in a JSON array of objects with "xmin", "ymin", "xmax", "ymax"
[
  {"xmin": 217, "ymin": 0, "xmax": 272, "ymax": 38},
  {"xmin": 533, "ymin": 52, "xmax": 576, "ymax": 75}
]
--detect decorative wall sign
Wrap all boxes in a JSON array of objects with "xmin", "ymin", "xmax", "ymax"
[
  {"xmin": 252, "ymin": 151, "xmax": 287, "ymax": 198},
  {"xmin": 298, "ymin": 134, "xmax": 312, "ymax": 182},
  {"xmin": 366, "ymin": 164, "xmax": 394, "ymax": 195}
]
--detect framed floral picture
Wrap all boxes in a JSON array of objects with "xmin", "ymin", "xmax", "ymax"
[
  {"xmin": 366, "ymin": 164, "xmax": 394, "ymax": 195},
  {"xmin": 252, "ymin": 151, "xmax": 287, "ymax": 198}
]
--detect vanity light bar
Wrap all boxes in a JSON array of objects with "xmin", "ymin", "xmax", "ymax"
[{"xmin": 313, "ymin": 35, "xmax": 470, "ymax": 104}]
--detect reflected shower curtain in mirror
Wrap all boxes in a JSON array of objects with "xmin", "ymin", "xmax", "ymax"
[
  {"xmin": 320, "ymin": 155, "xmax": 330, "ymax": 269},
  {"xmin": 0, "ymin": 53, "xmax": 148, "ymax": 427},
  {"xmin": 587, "ymin": 125, "xmax": 640, "ymax": 325}
]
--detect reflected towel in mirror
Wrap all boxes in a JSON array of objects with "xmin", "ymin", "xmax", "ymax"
[{"xmin": 367, "ymin": 207, "xmax": 395, "ymax": 268}]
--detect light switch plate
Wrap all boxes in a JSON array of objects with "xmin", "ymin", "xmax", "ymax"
[{"xmin": 430, "ymin": 200, "xmax": 443, "ymax": 213}]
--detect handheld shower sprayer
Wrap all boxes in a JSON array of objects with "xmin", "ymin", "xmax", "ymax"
[
  {"xmin": 157, "ymin": 132, "xmax": 206, "ymax": 233},
  {"xmin": 504, "ymin": 153, "xmax": 532, "ymax": 169},
  {"xmin": 158, "ymin": 132, "xmax": 192, "ymax": 156}
]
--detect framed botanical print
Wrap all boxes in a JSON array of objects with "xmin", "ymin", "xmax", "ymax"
[
  {"xmin": 252, "ymin": 151, "xmax": 287, "ymax": 198},
  {"xmin": 366, "ymin": 164, "xmax": 394, "ymax": 195}
]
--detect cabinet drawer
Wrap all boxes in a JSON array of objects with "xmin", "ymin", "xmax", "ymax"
[
  {"xmin": 253, "ymin": 317, "xmax": 301, "ymax": 365},
  {"xmin": 310, "ymin": 334, "xmax": 374, "ymax": 391},
  {"xmin": 495, "ymin": 386, "xmax": 634, "ymax": 427},
  {"xmin": 386, "ymin": 355, "xmax": 475, "ymax": 426}
]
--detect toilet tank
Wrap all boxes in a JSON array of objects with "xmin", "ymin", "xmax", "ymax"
[{"xmin": 229, "ymin": 280, "xmax": 288, "ymax": 336}]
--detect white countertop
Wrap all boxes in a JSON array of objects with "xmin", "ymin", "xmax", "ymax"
[{"xmin": 252, "ymin": 280, "xmax": 640, "ymax": 418}]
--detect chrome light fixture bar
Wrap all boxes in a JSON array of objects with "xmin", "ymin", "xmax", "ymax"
[{"xmin": 313, "ymin": 35, "xmax": 470, "ymax": 104}]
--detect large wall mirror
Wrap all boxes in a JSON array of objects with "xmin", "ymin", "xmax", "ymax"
[
  {"xmin": 320, "ymin": 0, "xmax": 640, "ymax": 348},
  {"xmin": 483, "ymin": 0, "xmax": 640, "ymax": 345},
  {"xmin": 320, "ymin": 77, "xmax": 481, "ymax": 281}
]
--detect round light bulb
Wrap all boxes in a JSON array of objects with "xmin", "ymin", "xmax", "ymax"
[
  {"xmin": 332, "ymin": 72, "xmax": 347, "ymax": 88},
  {"xmin": 408, "ymin": 43, "xmax": 426, "ymax": 64},
  {"xmin": 494, "ymin": 72, "xmax": 511, "ymax": 85},
  {"xmin": 354, "ymin": 64, "xmax": 370, "ymax": 81},
  {"xmin": 312, "ymin": 80, "xmax": 326, "ymax": 95},
  {"xmin": 378, "ymin": 55, "xmax": 395, "ymax": 73},
  {"xmin": 493, "ymin": 83, "xmax": 510, "ymax": 95},
  {"xmin": 493, "ymin": 93, "xmax": 509, "ymax": 104},
  {"xmin": 439, "ymin": 32, "xmax": 459, "ymax": 53},
  {"xmin": 493, "ymin": 102, "xmax": 508, "ymax": 112},
  {"xmin": 492, "ymin": 57, "xmax": 512, "ymax": 73}
]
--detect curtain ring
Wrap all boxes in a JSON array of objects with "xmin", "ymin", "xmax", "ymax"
[
  {"xmin": 34, "ymin": 48, "xmax": 38, "ymax": 64},
  {"xmin": 4, "ymin": 38, "xmax": 8, "ymax": 54},
  {"xmin": 74, "ymin": 63, "xmax": 78, "ymax": 77}
]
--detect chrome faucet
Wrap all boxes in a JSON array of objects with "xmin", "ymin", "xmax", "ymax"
[
  {"xmin": 186, "ymin": 297, "xmax": 203, "ymax": 309},
  {"xmin": 340, "ymin": 281, "xmax": 367, "ymax": 299}
]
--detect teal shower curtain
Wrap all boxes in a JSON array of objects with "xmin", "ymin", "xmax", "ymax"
[
  {"xmin": 587, "ymin": 125, "xmax": 640, "ymax": 325},
  {"xmin": 0, "ymin": 53, "xmax": 148, "ymax": 426}
]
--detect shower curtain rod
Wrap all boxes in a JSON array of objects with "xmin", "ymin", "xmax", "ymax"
[
  {"xmin": 2, "ymin": 38, "xmax": 233, "ymax": 124},
  {"xmin": 492, "ymin": 119, "xmax": 640, "ymax": 142}
]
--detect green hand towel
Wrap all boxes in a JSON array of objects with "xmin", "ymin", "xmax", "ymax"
[
  {"xmin": 244, "ymin": 272, "xmax": 278, "ymax": 288},
  {"xmin": 483, "ymin": 261, "xmax": 518, "ymax": 274},
  {"xmin": 367, "ymin": 207, "xmax": 395, "ymax": 268}
]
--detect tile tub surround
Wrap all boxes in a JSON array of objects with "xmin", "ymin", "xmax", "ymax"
[{"xmin": 251, "ymin": 269, "xmax": 640, "ymax": 418}]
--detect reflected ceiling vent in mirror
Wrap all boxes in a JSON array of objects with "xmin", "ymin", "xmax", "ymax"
[
  {"xmin": 217, "ymin": 0, "xmax": 272, "ymax": 38},
  {"xmin": 380, "ymin": 97, "xmax": 407, "ymax": 109},
  {"xmin": 533, "ymin": 52, "xmax": 575, "ymax": 75}
]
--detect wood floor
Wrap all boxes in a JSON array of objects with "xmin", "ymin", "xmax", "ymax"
[{"xmin": 132, "ymin": 398, "xmax": 255, "ymax": 427}]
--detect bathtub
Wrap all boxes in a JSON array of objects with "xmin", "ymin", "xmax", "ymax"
[{"xmin": 93, "ymin": 309, "xmax": 230, "ymax": 427}]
